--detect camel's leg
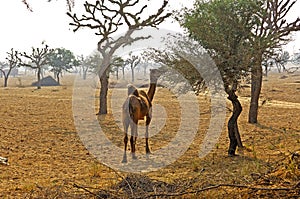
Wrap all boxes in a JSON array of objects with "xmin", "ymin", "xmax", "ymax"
[
  {"xmin": 145, "ymin": 116, "xmax": 151, "ymax": 154},
  {"xmin": 122, "ymin": 119, "xmax": 129, "ymax": 163},
  {"xmin": 130, "ymin": 120, "xmax": 138, "ymax": 160}
]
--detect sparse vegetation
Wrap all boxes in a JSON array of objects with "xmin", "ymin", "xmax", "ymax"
[{"xmin": 0, "ymin": 72, "xmax": 299, "ymax": 198}]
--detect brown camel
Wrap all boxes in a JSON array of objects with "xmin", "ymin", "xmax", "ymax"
[{"xmin": 121, "ymin": 69, "xmax": 163, "ymax": 163}]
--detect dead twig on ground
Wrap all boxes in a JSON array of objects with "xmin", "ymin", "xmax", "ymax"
[
  {"xmin": 73, "ymin": 184, "xmax": 97, "ymax": 197},
  {"xmin": 141, "ymin": 182, "xmax": 300, "ymax": 199}
]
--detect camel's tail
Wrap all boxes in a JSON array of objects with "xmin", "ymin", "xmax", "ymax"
[
  {"xmin": 122, "ymin": 95, "xmax": 136, "ymax": 120},
  {"xmin": 128, "ymin": 96, "xmax": 136, "ymax": 119}
]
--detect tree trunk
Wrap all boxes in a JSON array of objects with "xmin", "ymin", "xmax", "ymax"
[
  {"xmin": 248, "ymin": 62, "xmax": 262, "ymax": 124},
  {"xmin": 116, "ymin": 69, "xmax": 119, "ymax": 80},
  {"xmin": 122, "ymin": 67, "xmax": 125, "ymax": 80},
  {"xmin": 56, "ymin": 72, "xmax": 60, "ymax": 84},
  {"xmin": 4, "ymin": 76, "xmax": 8, "ymax": 87},
  {"xmin": 83, "ymin": 69, "xmax": 87, "ymax": 80},
  {"xmin": 37, "ymin": 67, "xmax": 41, "ymax": 89},
  {"xmin": 97, "ymin": 71, "xmax": 109, "ymax": 115},
  {"xmin": 227, "ymin": 90, "xmax": 243, "ymax": 156},
  {"xmin": 264, "ymin": 64, "xmax": 268, "ymax": 77},
  {"xmin": 2, "ymin": 69, "xmax": 12, "ymax": 87},
  {"xmin": 131, "ymin": 67, "xmax": 134, "ymax": 82}
]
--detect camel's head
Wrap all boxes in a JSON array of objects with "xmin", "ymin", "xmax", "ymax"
[{"xmin": 150, "ymin": 68, "xmax": 165, "ymax": 83}]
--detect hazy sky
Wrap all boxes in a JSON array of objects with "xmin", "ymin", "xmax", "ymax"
[{"xmin": 0, "ymin": 0, "xmax": 299, "ymax": 60}]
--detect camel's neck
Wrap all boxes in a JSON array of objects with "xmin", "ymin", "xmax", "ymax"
[{"xmin": 147, "ymin": 83, "xmax": 157, "ymax": 102}]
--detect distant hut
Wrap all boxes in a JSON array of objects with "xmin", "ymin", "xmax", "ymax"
[{"xmin": 32, "ymin": 76, "xmax": 59, "ymax": 87}]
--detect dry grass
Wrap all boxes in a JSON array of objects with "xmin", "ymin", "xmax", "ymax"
[{"xmin": 0, "ymin": 72, "xmax": 299, "ymax": 198}]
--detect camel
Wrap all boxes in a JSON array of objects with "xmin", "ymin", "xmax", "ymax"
[{"xmin": 121, "ymin": 69, "xmax": 164, "ymax": 163}]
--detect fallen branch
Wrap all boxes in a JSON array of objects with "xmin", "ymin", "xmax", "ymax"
[
  {"xmin": 141, "ymin": 183, "xmax": 300, "ymax": 199},
  {"xmin": 108, "ymin": 166, "xmax": 134, "ymax": 197},
  {"xmin": 73, "ymin": 184, "xmax": 97, "ymax": 197}
]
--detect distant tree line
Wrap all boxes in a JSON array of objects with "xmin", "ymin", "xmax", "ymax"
[{"xmin": 0, "ymin": 42, "xmax": 156, "ymax": 88}]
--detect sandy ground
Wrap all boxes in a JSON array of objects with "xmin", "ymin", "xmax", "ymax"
[{"xmin": 0, "ymin": 72, "xmax": 299, "ymax": 198}]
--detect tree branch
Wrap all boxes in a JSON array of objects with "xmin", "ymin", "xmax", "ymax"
[
  {"xmin": 142, "ymin": 183, "xmax": 300, "ymax": 199},
  {"xmin": 257, "ymin": 0, "xmax": 300, "ymax": 51}
]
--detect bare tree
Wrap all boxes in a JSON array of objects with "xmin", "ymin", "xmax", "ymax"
[
  {"xmin": 273, "ymin": 50, "xmax": 290, "ymax": 73},
  {"xmin": 76, "ymin": 55, "xmax": 89, "ymax": 80},
  {"xmin": 248, "ymin": 0, "xmax": 300, "ymax": 123},
  {"xmin": 125, "ymin": 53, "xmax": 141, "ymax": 82},
  {"xmin": 18, "ymin": 42, "xmax": 53, "ymax": 89},
  {"xmin": 0, "ymin": 49, "xmax": 20, "ymax": 87},
  {"xmin": 68, "ymin": 0, "xmax": 171, "ymax": 115}
]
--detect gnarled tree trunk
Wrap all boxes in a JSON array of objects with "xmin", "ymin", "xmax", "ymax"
[{"xmin": 227, "ymin": 90, "xmax": 243, "ymax": 156}]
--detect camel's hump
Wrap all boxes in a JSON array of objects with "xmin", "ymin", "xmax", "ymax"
[{"xmin": 127, "ymin": 84, "xmax": 139, "ymax": 96}]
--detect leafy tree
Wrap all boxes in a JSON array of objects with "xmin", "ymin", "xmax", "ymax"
[
  {"xmin": 0, "ymin": 49, "xmax": 20, "ymax": 87},
  {"xmin": 83, "ymin": 51, "xmax": 102, "ymax": 76},
  {"xmin": 18, "ymin": 42, "xmax": 53, "ymax": 89},
  {"xmin": 182, "ymin": 0, "xmax": 262, "ymax": 155},
  {"xmin": 292, "ymin": 51, "xmax": 300, "ymax": 64},
  {"xmin": 68, "ymin": 0, "xmax": 171, "ymax": 115},
  {"xmin": 48, "ymin": 47, "xmax": 78, "ymax": 84},
  {"xmin": 183, "ymin": 0, "xmax": 300, "ymax": 124}
]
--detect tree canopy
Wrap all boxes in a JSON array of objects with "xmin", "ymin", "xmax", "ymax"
[
  {"xmin": 182, "ymin": 0, "xmax": 261, "ymax": 91},
  {"xmin": 48, "ymin": 47, "xmax": 78, "ymax": 83}
]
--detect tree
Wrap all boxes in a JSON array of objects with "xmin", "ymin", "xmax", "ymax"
[
  {"xmin": 262, "ymin": 49, "xmax": 290, "ymax": 76},
  {"xmin": 110, "ymin": 57, "xmax": 124, "ymax": 80},
  {"xmin": 18, "ymin": 42, "xmax": 53, "ymax": 89},
  {"xmin": 182, "ymin": 0, "xmax": 261, "ymax": 155},
  {"xmin": 0, "ymin": 49, "xmax": 20, "ymax": 87},
  {"xmin": 75, "ymin": 55, "xmax": 87, "ymax": 80},
  {"xmin": 125, "ymin": 53, "xmax": 141, "ymax": 82},
  {"xmin": 68, "ymin": 0, "xmax": 171, "ymax": 115},
  {"xmin": 273, "ymin": 49, "xmax": 290, "ymax": 73},
  {"xmin": 140, "ymin": 61, "xmax": 148, "ymax": 76},
  {"xmin": 120, "ymin": 62, "xmax": 127, "ymax": 80},
  {"xmin": 248, "ymin": 0, "xmax": 300, "ymax": 123},
  {"xmin": 84, "ymin": 51, "xmax": 102, "ymax": 76},
  {"xmin": 292, "ymin": 51, "xmax": 300, "ymax": 64},
  {"xmin": 48, "ymin": 47, "xmax": 78, "ymax": 84},
  {"xmin": 182, "ymin": 0, "xmax": 300, "ymax": 125}
]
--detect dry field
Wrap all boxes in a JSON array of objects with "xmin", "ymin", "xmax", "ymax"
[{"xmin": 0, "ymin": 72, "xmax": 299, "ymax": 198}]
